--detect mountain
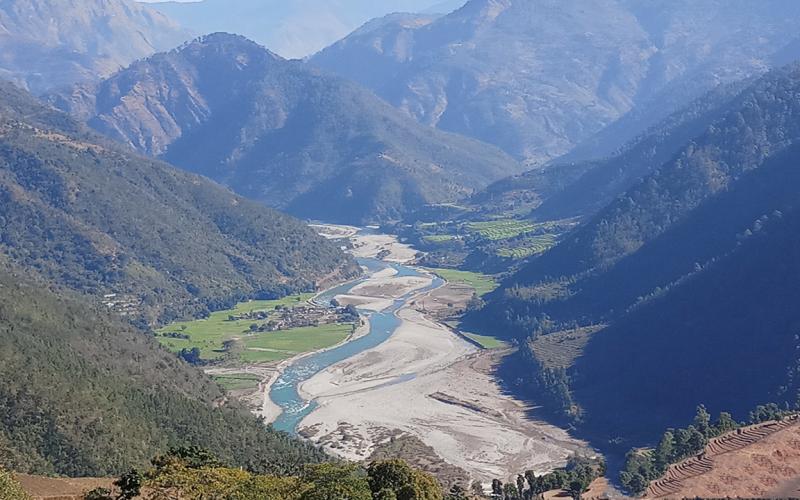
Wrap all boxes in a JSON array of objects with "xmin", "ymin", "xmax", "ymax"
[
  {"xmin": 575, "ymin": 142, "xmax": 800, "ymax": 441},
  {"xmin": 0, "ymin": 255, "xmax": 328, "ymax": 476},
  {"xmin": 143, "ymin": 0, "xmax": 464, "ymax": 59},
  {"xmin": 474, "ymin": 64, "xmax": 800, "ymax": 336},
  {"xmin": 468, "ymin": 64, "xmax": 800, "ymax": 442},
  {"xmin": 311, "ymin": 0, "xmax": 800, "ymax": 163},
  {"xmin": 50, "ymin": 33, "xmax": 522, "ymax": 224},
  {"xmin": 0, "ymin": 0, "xmax": 191, "ymax": 94},
  {"xmin": 472, "ymin": 79, "xmax": 752, "ymax": 221},
  {"xmin": 0, "ymin": 80, "xmax": 357, "ymax": 325}
]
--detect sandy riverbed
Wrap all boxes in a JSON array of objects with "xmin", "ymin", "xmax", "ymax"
[
  {"xmin": 298, "ymin": 301, "xmax": 589, "ymax": 482},
  {"xmin": 267, "ymin": 225, "xmax": 590, "ymax": 483},
  {"xmin": 350, "ymin": 233, "xmax": 417, "ymax": 263},
  {"xmin": 295, "ymin": 227, "xmax": 591, "ymax": 482}
]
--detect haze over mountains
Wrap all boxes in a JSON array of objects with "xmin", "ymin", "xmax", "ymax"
[
  {"xmin": 312, "ymin": 0, "xmax": 800, "ymax": 163},
  {"xmin": 0, "ymin": 0, "xmax": 191, "ymax": 94},
  {"xmin": 5, "ymin": 0, "xmax": 800, "ymax": 495},
  {"xmin": 51, "ymin": 33, "xmax": 522, "ymax": 223},
  {"xmin": 142, "ymin": 0, "xmax": 467, "ymax": 59}
]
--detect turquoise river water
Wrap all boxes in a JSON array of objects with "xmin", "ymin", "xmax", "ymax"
[{"xmin": 269, "ymin": 257, "xmax": 444, "ymax": 433}]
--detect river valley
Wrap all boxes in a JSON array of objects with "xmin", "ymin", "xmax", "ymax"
[{"xmin": 260, "ymin": 225, "xmax": 591, "ymax": 483}]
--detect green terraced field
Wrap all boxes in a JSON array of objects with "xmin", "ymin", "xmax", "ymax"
[
  {"xmin": 496, "ymin": 234, "xmax": 558, "ymax": 259},
  {"xmin": 423, "ymin": 234, "xmax": 457, "ymax": 243},
  {"xmin": 212, "ymin": 373, "xmax": 263, "ymax": 391},
  {"xmin": 462, "ymin": 332, "xmax": 509, "ymax": 349},
  {"xmin": 426, "ymin": 268, "xmax": 498, "ymax": 296},
  {"xmin": 467, "ymin": 219, "xmax": 537, "ymax": 240}
]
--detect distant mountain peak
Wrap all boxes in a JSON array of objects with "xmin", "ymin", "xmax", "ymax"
[
  {"xmin": 312, "ymin": 0, "xmax": 800, "ymax": 163},
  {"xmin": 50, "ymin": 39, "xmax": 522, "ymax": 223},
  {"xmin": 0, "ymin": 0, "xmax": 191, "ymax": 93}
]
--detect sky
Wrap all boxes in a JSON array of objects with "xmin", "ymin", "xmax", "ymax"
[{"xmin": 137, "ymin": 0, "xmax": 467, "ymax": 58}]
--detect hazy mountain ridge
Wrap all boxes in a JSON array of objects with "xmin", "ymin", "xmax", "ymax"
[
  {"xmin": 473, "ymin": 79, "xmax": 754, "ymax": 222},
  {"xmin": 0, "ymin": 79, "xmax": 357, "ymax": 324},
  {"xmin": 312, "ymin": 0, "xmax": 800, "ymax": 164},
  {"xmin": 51, "ymin": 33, "xmax": 522, "ymax": 224},
  {"xmin": 144, "ymin": 0, "xmax": 464, "ymax": 59},
  {"xmin": 0, "ymin": 0, "xmax": 191, "ymax": 94}
]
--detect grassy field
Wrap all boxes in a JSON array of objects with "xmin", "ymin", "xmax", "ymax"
[
  {"xmin": 211, "ymin": 373, "xmax": 263, "ymax": 391},
  {"xmin": 467, "ymin": 219, "xmax": 537, "ymax": 240},
  {"xmin": 156, "ymin": 293, "xmax": 353, "ymax": 362},
  {"xmin": 423, "ymin": 234, "xmax": 457, "ymax": 244},
  {"xmin": 462, "ymin": 332, "xmax": 509, "ymax": 349},
  {"xmin": 239, "ymin": 323, "xmax": 353, "ymax": 363},
  {"xmin": 426, "ymin": 268, "xmax": 498, "ymax": 297},
  {"xmin": 496, "ymin": 234, "xmax": 558, "ymax": 258}
]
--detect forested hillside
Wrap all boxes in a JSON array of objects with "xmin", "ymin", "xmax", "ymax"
[
  {"xmin": 0, "ymin": 257, "xmax": 327, "ymax": 476},
  {"xmin": 468, "ymin": 64, "xmax": 800, "ymax": 442},
  {"xmin": 473, "ymin": 64, "xmax": 800, "ymax": 338},
  {"xmin": 576, "ymin": 144, "xmax": 800, "ymax": 440},
  {"xmin": 50, "ymin": 33, "xmax": 522, "ymax": 224},
  {"xmin": 0, "ymin": 80, "xmax": 357, "ymax": 324}
]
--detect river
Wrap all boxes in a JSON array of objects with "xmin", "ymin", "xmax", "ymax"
[{"xmin": 269, "ymin": 256, "xmax": 444, "ymax": 433}]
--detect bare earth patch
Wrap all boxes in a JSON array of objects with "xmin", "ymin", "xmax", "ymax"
[
  {"xmin": 646, "ymin": 417, "xmax": 800, "ymax": 498},
  {"xmin": 16, "ymin": 474, "xmax": 113, "ymax": 500}
]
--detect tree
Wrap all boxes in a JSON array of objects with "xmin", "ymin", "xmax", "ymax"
[
  {"xmin": 714, "ymin": 412, "xmax": 738, "ymax": 435},
  {"xmin": 0, "ymin": 469, "xmax": 31, "ymax": 500},
  {"xmin": 619, "ymin": 471, "xmax": 648, "ymax": 495},
  {"xmin": 114, "ymin": 469, "xmax": 142, "ymax": 500},
  {"xmin": 503, "ymin": 483, "xmax": 520, "ymax": 499},
  {"xmin": 491, "ymin": 479, "xmax": 503, "ymax": 498},
  {"xmin": 153, "ymin": 446, "xmax": 223, "ymax": 469},
  {"xmin": 367, "ymin": 459, "xmax": 443, "ymax": 500},
  {"xmin": 693, "ymin": 405, "xmax": 711, "ymax": 437},
  {"xmin": 446, "ymin": 485, "xmax": 469, "ymax": 500},
  {"xmin": 84, "ymin": 488, "xmax": 113, "ymax": 500},
  {"xmin": 654, "ymin": 431, "xmax": 675, "ymax": 472},
  {"xmin": 567, "ymin": 479, "xmax": 585, "ymax": 500},
  {"xmin": 685, "ymin": 425, "xmax": 707, "ymax": 453},
  {"xmin": 300, "ymin": 463, "xmax": 371, "ymax": 500},
  {"xmin": 179, "ymin": 347, "xmax": 202, "ymax": 365}
]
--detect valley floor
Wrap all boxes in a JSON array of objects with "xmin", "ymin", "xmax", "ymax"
[{"xmin": 277, "ymin": 226, "xmax": 592, "ymax": 484}]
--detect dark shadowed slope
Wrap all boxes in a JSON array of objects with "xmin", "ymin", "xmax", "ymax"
[
  {"xmin": 468, "ymin": 65, "xmax": 800, "ymax": 444},
  {"xmin": 0, "ymin": 80, "xmax": 357, "ymax": 324},
  {"xmin": 575, "ymin": 143, "xmax": 800, "ymax": 441},
  {"xmin": 50, "ymin": 33, "xmax": 521, "ymax": 224}
]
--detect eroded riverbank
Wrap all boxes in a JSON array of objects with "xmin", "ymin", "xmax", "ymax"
[{"xmin": 264, "ymin": 226, "xmax": 592, "ymax": 484}]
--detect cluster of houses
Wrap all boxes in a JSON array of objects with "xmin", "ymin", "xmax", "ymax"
[
  {"xmin": 102, "ymin": 293, "xmax": 141, "ymax": 317},
  {"xmin": 232, "ymin": 303, "xmax": 359, "ymax": 333}
]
